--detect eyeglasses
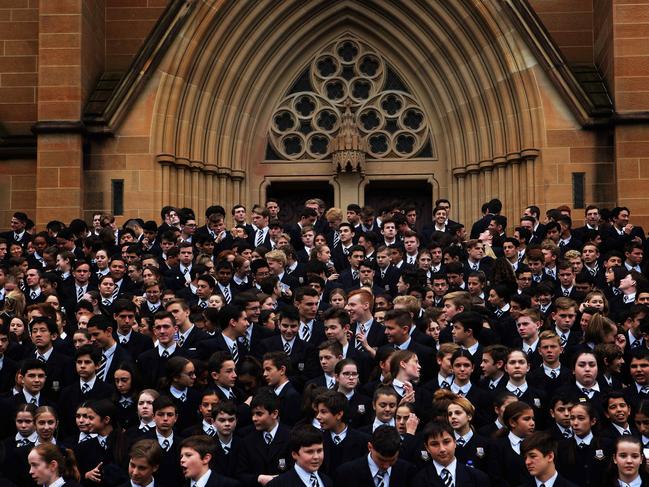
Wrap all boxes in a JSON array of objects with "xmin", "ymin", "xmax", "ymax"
[{"xmin": 340, "ymin": 371, "xmax": 359, "ymax": 377}]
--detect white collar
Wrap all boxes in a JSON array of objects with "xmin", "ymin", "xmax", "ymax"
[
  {"xmin": 454, "ymin": 429, "xmax": 474, "ymax": 444},
  {"xmin": 48, "ymin": 477, "xmax": 66, "ymax": 487},
  {"xmin": 274, "ymin": 380, "xmax": 289, "ymax": 396},
  {"xmin": 575, "ymin": 431, "xmax": 593, "ymax": 445},
  {"xmin": 508, "ymin": 431, "xmax": 524, "ymax": 453},
  {"xmin": 464, "ymin": 341, "xmax": 480, "ymax": 355},
  {"xmin": 80, "ymin": 375, "xmax": 97, "ymax": 390},
  {"xmin": 367, "ymin": 452, "xmax": 392, "ymax": 477},
  {"xmin": 536, "ymin": 471, "xmax": 558, "ymax": 487},
  {"xmin": 192, "ymin": 469, "xmax": 212, "ymax": 487},
  {"xmin": 576, "ymin": 380, "xmax": 600, "ymax": 393},
  {"xmin": 294, "ymin": 464, "xmax": 321, "ymax": 487},
  {"xmin": 372, "ymin": 418, "xmax": 395, "ymax": 431},
  {"xmin": 618, "ymin": 476, "xmax": 642, "ymax": 487}
]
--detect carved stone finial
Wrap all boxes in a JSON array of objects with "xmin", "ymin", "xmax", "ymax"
[{"xmin": 331, "ymin": 100, "xmax": 367, "ymax": 174}]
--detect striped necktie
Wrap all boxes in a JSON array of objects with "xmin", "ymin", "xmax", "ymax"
[
  {"xmin": 440, "ymin": 468, "xmax": 453, "ymax": 487},
  {"xmin": 97, "ymin": 353, "xmax": 107, "ymax": 381}
]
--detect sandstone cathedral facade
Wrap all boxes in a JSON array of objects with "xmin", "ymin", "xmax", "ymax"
[{"xmin": 0, "ymin": 0, "xmax": 647, "ymax": 229}]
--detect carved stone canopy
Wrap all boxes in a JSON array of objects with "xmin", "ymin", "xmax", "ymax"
[{"xmin": 331, "ymin": 101, "xmax": 367, "ymax": 174}]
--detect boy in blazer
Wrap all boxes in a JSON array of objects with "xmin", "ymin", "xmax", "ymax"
[
  {"xmin": 236, "ymin": 389, "xmax": 292, "ymax": 487},
  {"xmin": 334, "ymin": 425, "xmax": 415, "ymax": 487},
  {"xmin": 412, "ymin": 422, "xmax": 490, "ymax": 487},
  {"xmin": 262, "ymin": 351, "xmax": 302, "ymax": 426},
  {"xmin": 180, "ymin": 435, "xmax": 239, "ymax": 487},
  {"xmin": 267, "ymin": 424, "xmax": 333, "ymax": 487},
  {"xmin": 314, "ymin": 389, "xmax": 370, "ymax": 475},
  {"xmin": 118, "ymin": 438, "xmax": 162, "ymax": 487},
  {"xmin": 520, "ymin": 431, "xmax": 578, "ymax": 487}
]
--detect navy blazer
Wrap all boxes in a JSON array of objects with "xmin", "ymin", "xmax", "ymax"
[
  {"xmin": 236, "ymin": 424, "xmax": 292, "ymax": 487},
  {"xmin": 268, "ymin": 468, "xmax": 332, "ymax": 487},
  {"xmin": 334, "ymin": 456, "xmax": 416, "ymax": 487},
  {"xmin": 411, "ymin": 461, "xmax": 491, "ymax": 487},
  {"xmin": 321, "ymin": 428, "xmax": 370, "ymax": 475}
]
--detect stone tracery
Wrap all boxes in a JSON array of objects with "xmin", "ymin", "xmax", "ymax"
[{"xmin": 267, "ymin": 36, "xmax": 432, "ymax": 161}]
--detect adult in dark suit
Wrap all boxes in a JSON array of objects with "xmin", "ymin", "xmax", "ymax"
[{"xmin": 334, "ymin": 425, "xmax": 415, "ymax": 487}]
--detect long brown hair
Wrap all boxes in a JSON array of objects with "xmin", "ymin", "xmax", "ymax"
[{"xmin": 30, "ymin": 443, "xmax": 80, "ymax": 481}]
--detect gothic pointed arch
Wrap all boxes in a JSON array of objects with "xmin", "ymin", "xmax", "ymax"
[{"xmin": 150, "ymin": 0, "xmax": 545, "ymax": 221}]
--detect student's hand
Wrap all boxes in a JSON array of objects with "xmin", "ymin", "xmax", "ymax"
[
  {"xmin": 85, "ymin": 462, "xmax": 103, "ymax": 483},
  {"xmin": 624, "ymin": 224, "xmax": 634, "ymax": 235},
  {"xmin": 258, "ymin": 475, "xmax": 277, "ymax": 485},
  {"xmin": 406, "ymin": 413, "xmax": 419, "ymax": 434},
  {"xmin": 400, "ymin": 381, "xmax": 416, "ymax": 404},
  {"xmin": 244, "ymin": 395, "xmax": 253, "ymax": 406},
  {"xmin": 327, "ymin": 273, "xmax": 339, "ymax": 281},
  {"xmin": 615, "ymin": 333, "xmax": 627, "ymax": 350}
]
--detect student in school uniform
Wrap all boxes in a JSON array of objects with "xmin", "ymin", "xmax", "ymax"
[
  {"xmin": 267, "ymin": 424, "xmax": 333, "ymax": 487},
  {"xmin": 136, "ymin": 311, "xmax": 185, "ymax": 389},
  {"xmin": 334, "ymin": 425, "xmax": 415, "ymax": 487},
  {"xmin": 57, "ymin": 345, "xmax": 114, "ymax": 438},
  {"xmin": 333, "ymin": 359, "xmax": 372, "ymax": 428},
  {"xmin": 412, "ymin": 421, "xmax": 491, "ymax": 487},
  {"xmin": 305, "ymin": 340, "xmax": 343, "ymax": 391},
  {"xmin": 261, "ymin": 305, "xmax": 319, "ymax": 388},
  {"xmin": 236, "ymin": 389, "xmax": 292, "ymax": 487},
  {"xmin": 476, "ymin": 390, "xmax": 518, "ymax": 438},
  {"xmin": 262, "ymin": 351, "xmax": 302, "ymax": 427},
  {"xmin": 75, "ymin": 399, "xmax": 129, "ymax": 486},
  {"xmin": 519, "ymin": 431, "xmax": 578, "ymax": 487},
  {"xmin": 555, "ymin": 402, "xmax": 614, "ymax": 487},
  {"xmin": 487, "ymin": 401, "xmax": 536, "ymax": 487},
  {"xmin": 555, "ymin": 350, "xmax": 608, "ymax": 419},
  {"xmin": 179, "ymin": 389, "xmax": 220, "ymax": 439},
  {"xmin": 609, "ymin": 436, "xmax": 649, "ymax": 487},
  {"xmin": 313, "ymin": 390, "xmax": 369, "ymax": 475},
  {"xmin": 26, "ymin": 443, "xmax": 82, "ymax": 487},
  {"xmin": 210, "ymin": 401, "xmax": 241, "ymax": 479},
  {"xmin": 547, "ymin": 393, "xmax": 575, "ymax": 441},
  {"xmin": 599, "ymin": 391, "xmax": 639, "ymax": 440},
  {"xmin": 179, "ymin": 435, "xmax": 239, "ymax": 487},
  {"xmin": 357, "ymin": 387, "xmax": 399, "ymax": 436},
  {"xmin": 527, "ymin": 330, "xmax": 571, "ymax": 398},
  {"xmin": 160, "ymin": 356, "xmax": 201, "ymax": 433},
  {"xmin": 117, "ymin": 438, "xmax": 162, "ymax": 487},
  {"xmin": 446, "ymin": 394, "xmax": 490, "ymax": 472},
  {"xmin": 138, "ymin": 396, "xmax": 185, "ymax": 487},
  {"xmin": 446, "ymin": 349, "xmax": 492, "ymax": 428}
]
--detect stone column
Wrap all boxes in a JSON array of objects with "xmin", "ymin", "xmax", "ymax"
[{"xmin": 35, "ymin": 0, "xmax": 86, "ymax": 226}]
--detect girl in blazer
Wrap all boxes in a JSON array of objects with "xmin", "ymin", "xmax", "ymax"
[
  {"xmin": 487, "ymin": 401, "xmax": 535, "ymax": 487},
  {"xmin": 609, "ymin": 436, "xmax": 649, "ymax": 486},
  {"xmin": 556, "ymin": 402, "xmax": 614, "ymax": 487},
  {"xmin": 112, "ymin": 362, "xmax": 142, "ymax": 431},
  {"xmin": 447, "ymin": 395, "xmax": 490, "ymax": 472},
  {"xmin": 27, "ymin": 443, "xmax": 82, "ymax": 487}
]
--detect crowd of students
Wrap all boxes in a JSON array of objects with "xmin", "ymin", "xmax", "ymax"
[{"xmin": 0, "ymin": 197, "xmax": 648, "ymax": 486}]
